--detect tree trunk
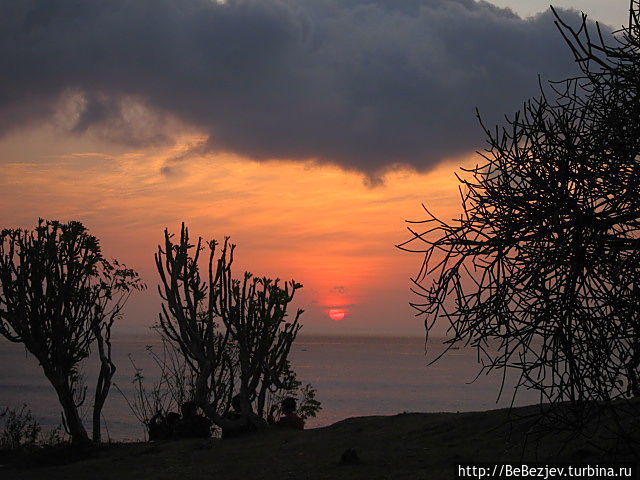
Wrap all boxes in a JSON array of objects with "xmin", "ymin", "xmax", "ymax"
[
  {"xmin": 54, "ymin": 381, "xmax": 90, "ymax": 444},
  {"xmin": 42, "ymin": 368, "xmax": 90, "ymax": 444},
  {"xmin": 64, "ymin": 400, "xmax": 90, "ymax": 444},
  {"xmin": 92, "ymin": 327, "xmax": 117, "ymax": 443},
  {"xmin": 92, "ymin": 361, "xmax": 114, "ymax": 443}
]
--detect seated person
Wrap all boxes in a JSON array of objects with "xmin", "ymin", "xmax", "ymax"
[
  {"xmin": 220, "ymin": 394, "xmax": 258, "ymax": 439},
  {"xmin": 268, "ymin": 397, "xmax": 305, "ymax": 430},
  {"xmin": 148, "ymin": 410, "xmax": 181, "ymax": 441},
  {"xmin": 148, "ymin": 411, "xmax": 168, "ymax": 441},
  {"xmin": 176, "ymin": 401, "xmax": 212, "ymax": 439},
  {"xmin": 165, "ymin": 411, "xmax": 182, "ymax": 438}
]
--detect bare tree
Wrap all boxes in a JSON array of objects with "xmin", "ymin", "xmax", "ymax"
[
  {"xmin": 214, "ymin": 268, "xmax": 303, "ymax": 421},
  {"xmin": 401, "ymin": 1, "xmax": 640, "ymax": 432},
  {"xmin": 0, "ymin": 219, "xmax": 144, "ymax": 443},
  {"xmin": 155, "ymin": 225, "xmax": 236, "ymax": 425},
  {"xmin": 155, "ymin": 224, "xmax": 304, "ymax": 430}
]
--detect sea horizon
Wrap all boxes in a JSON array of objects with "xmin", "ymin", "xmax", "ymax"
[{"xmin": 0, "ymin": 331, "xmax": 537, "ymax": 442}]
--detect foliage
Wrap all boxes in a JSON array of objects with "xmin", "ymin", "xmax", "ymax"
[
  {"xmin": 297, "ymin": 384, "xmax": 322, "ymax": 420},
  {"xmin": 401, "ymin": 0, "xmax": 640, "ymax": 436},
  {"xmin": 0, "ymin": 405, "xmax": 40, "ymax": 451},
  {"xmin": 0, "ymin": 405, "xmax": 66, "ymax": 452},
  {"xmin": 0, "ymin": 219, "xmax": 144, "ymax": 443},
  {"xmin": 115, "ymin": 339, "xmax": 199, "ymax": 438},
  {"xmin": 266, "ymin": 361, "xmax": 322, "ymax": 420}
]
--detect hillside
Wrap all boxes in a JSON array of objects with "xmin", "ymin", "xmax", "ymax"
[{"xmin": 2, "ymin": 404, "xmax": 637, "ymax": 480}]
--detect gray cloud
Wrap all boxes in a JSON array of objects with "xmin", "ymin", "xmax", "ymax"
[{"xmin": 0, "ymin": 0, "xmax": 599, "ymax": 174}]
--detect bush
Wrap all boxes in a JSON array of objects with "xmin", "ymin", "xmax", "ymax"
[{"xmin": 0, "ymin": 405, "xmax": 41, "ymax": 451}]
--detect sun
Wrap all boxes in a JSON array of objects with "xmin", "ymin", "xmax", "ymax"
[{"xmin": 328, "ymin": 308, "xmax": 345, "ymax": 321}]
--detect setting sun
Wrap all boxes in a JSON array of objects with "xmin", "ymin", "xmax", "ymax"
[{"xmin": 328, "ymin": 309, "xmax": 346, "ymax": 321}]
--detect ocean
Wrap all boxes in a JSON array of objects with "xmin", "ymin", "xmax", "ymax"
[{"xmin": 0, "ymin": 334, "xmax": 538, "ymax": 441}]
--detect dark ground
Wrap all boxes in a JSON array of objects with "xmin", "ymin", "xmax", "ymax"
[{"xmin": 2, "ymin": 404, "xmax": 638, "ymax": 480}]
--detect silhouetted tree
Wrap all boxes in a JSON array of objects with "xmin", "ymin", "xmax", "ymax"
[
  {"xmin": 401, "ymin": 1, "xmax": 640, "ymax": 429},
  {"xmin": 155, "ymin": 225, "xmax": 236, "ymax": 426},
  {"xmin": 155, "ymin": 224, "xmax": 304, "ymax": 431},
  {"xmin": 0, "ymin": 219, "xmax": 144, "ymax": 443}
]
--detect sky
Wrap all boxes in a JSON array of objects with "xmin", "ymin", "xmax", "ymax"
[{"xmin": 0, "ymin": 0, "xmax": 631, "ymax": 335}]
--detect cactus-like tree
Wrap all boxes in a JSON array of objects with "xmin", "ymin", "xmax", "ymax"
[
  {"xmin": 0, "ymin": 219, "xmax": 144, "ymax": 443},
  {"xmin": 155, "ymin": 224, "xmax": 303, "ymax": 430}
]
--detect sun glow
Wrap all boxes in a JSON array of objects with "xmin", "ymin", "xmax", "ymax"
[{"xmin": 0, "ymin": 128, "xmax": 470, "ymax": 331}]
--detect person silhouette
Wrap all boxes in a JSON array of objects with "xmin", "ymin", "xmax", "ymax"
[
  {"xmin": 148, "ymin": 410, "xmax": 182, "ymax": 441},
  {"xmin": 176, "ymin": 401, "xmax": 212, "ymax": 439},
  {"xmin": 148, "ymin": 411, "xmax": 169, "ymax": 441},
  {"xmin": 268, "ymin": 397, "xmax": 304, "ymax": 430},
  {"xmin": 220, "ymin": 394, "xmax": 258, "ymax": 439},
  {"xmin": 165, "ymin": 411, "xmax": 181, "ymax": 438}
]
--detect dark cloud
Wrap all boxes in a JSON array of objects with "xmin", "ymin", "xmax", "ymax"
[{"xmin": 0, "ymin": 0, "xmax": 601, "ymax": 174}]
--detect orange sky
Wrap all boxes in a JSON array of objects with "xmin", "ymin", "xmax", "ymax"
[
  {"xmin": 0, "ymin": 1, "xmax": 629, "ymax": 336},
  {"xmin": 0, "ymin": 125, "xmax": 469, "ymax": 334}
]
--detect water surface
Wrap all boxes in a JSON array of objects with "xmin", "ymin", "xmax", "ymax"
[{"xmin": 0, "ymin": 334, "xmax": 537, "ymax": 441}]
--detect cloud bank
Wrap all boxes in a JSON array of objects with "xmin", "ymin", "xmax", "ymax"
[{"xmin": 0, "ymin": 0, "xmax": 595, "ymax": 174}]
